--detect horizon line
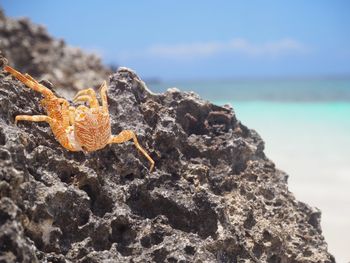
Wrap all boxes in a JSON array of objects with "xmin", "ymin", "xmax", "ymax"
[{"xmin": 142, "ymin": 73, "xmax": 350, "ymax": 84}]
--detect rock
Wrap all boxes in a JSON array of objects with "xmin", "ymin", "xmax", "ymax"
[
  {"xmin": 0, "ymin": 64, "xmax": 335, "ymax": 262},
  {"xmin": 0, "ymin": 9, "xmax": 335, "ymax": 263},
  {"xmin": 0, "ymin": 9, "xmax": 111, "ymax": 98}
]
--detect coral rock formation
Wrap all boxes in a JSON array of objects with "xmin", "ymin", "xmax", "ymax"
[
  {"xmin": 0, "ymin": 8, "xmax": 334, "ymax": 263},
  {"xmin": 0, "ymin": 66, "xmax": 335, "ymax": 262}
]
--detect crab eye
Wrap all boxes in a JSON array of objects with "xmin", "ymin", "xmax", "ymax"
[{"xmin": 81, "ymin": 146, "xmax": 88, "ymax": 152}]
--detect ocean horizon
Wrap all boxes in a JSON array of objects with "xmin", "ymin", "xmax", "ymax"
[
  {"xmin": 149, "ymin": 78, "xmax": 350, "ymax": 262},
  {"xmin": 148, "ymin": 77, "xmax": 350, "ymax": 102}
]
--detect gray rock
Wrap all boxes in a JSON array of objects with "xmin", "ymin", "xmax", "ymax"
[
  {"xmin": 0, "ymin": 65, "xmax": 335, "ymax": 262},
  {"xmin": 0, "ymin": 9, "xmax": 335, "ymax": 263}
]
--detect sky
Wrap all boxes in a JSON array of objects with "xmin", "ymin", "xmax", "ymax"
[{"xmin": 1, "ymin": 1, "xmax": 350, "ymax": 80}]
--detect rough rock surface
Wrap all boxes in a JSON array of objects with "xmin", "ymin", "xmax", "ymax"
[
  {"xmin": 0, "ymin": 62, "xmax": 335, "ymax": 262},
  {"xmin": 0, "ymin": 8, "xmax": 335, "ymax": 263},
  {"xmin": 0, "ymin": 9, "xmax": 111, "ymax": 97}
]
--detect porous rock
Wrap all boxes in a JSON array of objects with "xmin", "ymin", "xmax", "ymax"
[
  {"xmin": 0, "ymin": 8, "xmax": 335, "ymax": 263},
  {"xmin": 0, "ymin": 64, "xmax": 335, "ymax": 262}
]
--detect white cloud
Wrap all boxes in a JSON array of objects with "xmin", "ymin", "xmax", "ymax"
[{"xmin": 119, "ymin": 38, "xmax": 308, "ymax": 60}]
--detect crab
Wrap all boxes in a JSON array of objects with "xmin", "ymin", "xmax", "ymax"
[{"xmin": 4, "ymin": 65, "xmax": 155, "ymax": 171}]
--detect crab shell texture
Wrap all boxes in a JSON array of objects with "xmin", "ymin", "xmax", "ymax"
[{"xmin": 74, "ymin": 106, "xmax": 111, "ymax": 152}]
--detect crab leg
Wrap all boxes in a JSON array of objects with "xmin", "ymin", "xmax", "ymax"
[
  {"xmin": 108, "ymin": 130, "xmax": 154, "ymax": 172},
  {"xmin": 73, "ymin": 88, "xmax": 99, "ymax": 108},
  {"xmin": 15, "ymin": 115, "xmax": 53, "ymax": 125},
  {"xmin": 24, "ymin": 73, "xmax": 39, "ymax": 84},
  {"xmin": 99, "ymin": 81, "xmax": 108, "ymax": 110},
  {"xmin": 60, "ymin": 99, "xmax": 71, "ymax": 127},
  {"xmin": 73, "ymin": 95, "xmax": 99, "ymax": 108},
  {"xmin": 4, "ymin": 66, "xmax": 54, "ymax": 97}
]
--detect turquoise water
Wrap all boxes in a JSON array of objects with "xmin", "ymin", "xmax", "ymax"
[
  {"xmin": 225, "ymin": 101, "xmax": 350, "ymax": 133},
  {"xmin": 149, "ymin": 79, "xmax": 350, "ymax": 262},
  {"xmin": 149, "ymin": 78, "xmax": 350, "ymax": 102}
]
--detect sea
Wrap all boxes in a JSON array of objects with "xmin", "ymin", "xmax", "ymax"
[{"xmin": 148, "ymin": 78, "xmax": 350, "ymax": 262}]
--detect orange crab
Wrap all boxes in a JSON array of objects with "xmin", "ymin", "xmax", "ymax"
[{"xmin": 4, "ymin": 65, "xmax": 155, "ymax": 171}]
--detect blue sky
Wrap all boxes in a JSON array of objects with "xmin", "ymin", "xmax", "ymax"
[{"xmin": 1, "ymin": 1, "xmax": 350, "ymax": 80}]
